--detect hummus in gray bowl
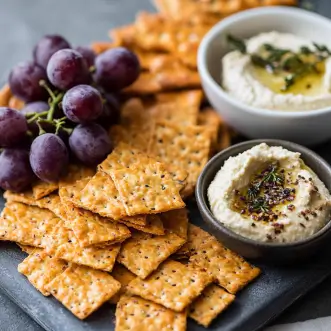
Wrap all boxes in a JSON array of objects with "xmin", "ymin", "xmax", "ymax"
[{"xmin": 208, "ymin": 143, "xmax": 331, "ymax": 244}]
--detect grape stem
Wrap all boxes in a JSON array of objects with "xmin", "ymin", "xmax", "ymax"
[
  {"xmin": 39, "ymin": 80, "xmax": 56, "ymax": 101},
  {"xmin": 47, "ymin": 92, "xmax": 63, "ymax": 121},
  {"xmin": 36, "ymin": 119, "xmax": 46, "ymax": 135},
  {"xmin": 27, "ymin": 111, "xmax": 49, "ymax": 123}
]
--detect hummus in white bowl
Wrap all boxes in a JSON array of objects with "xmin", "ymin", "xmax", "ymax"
[
  {"xmin": 208, "ymin": 143, "xmax": 331, "ymax": 243},
  {"xmin": 222, "ymin": 32, "xmax": 331, "ymax": 111}
]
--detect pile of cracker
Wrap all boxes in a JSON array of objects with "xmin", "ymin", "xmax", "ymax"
[{"xmin": 1, "ymin": 140, "xmax": 260, "ymax": 329}]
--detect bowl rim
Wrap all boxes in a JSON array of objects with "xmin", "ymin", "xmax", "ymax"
[
  {"xmin": 198, "ymin": 6, "xmax": 331, "ymax": 118},
  {"xmin": 196, "ymin": 139, "xmax": 331, "ymax": 248}
]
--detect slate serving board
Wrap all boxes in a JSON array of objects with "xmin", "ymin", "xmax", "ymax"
[{"xmin": 1, "ymin": 0, "xmax": 331, "ymax": 331}]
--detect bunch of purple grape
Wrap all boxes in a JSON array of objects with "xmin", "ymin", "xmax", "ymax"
[{"xmin": 0, "ymin": 35, "xmax": 140, "ymax": 192}]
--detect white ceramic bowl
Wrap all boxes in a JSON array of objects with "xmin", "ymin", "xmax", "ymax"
[{"xmin": 198, "ymin": 6, "xmax": 331, "ymax": 146}]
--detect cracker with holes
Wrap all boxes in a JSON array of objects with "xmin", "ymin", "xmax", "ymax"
[
  {"xmin": 69, "ymin": 171, "xmax": 146, "ymax": 225},
  {"xmin": 0, "ymin": 203, "xmax": 60, "ymax": 247},
  {"xmin": 18, "ymin": 244, "xmax": 36, "ymax": 255},
  {"xmin": 198, "ymin": 108, "xmax": 222, "ymax": 149},
  {"xmin": 115, "ymin": 295, "xmax": 187, "ymax": 331},
  {"xmin": 45, "ymin": 222, "xmax": 121, "ymax": 272},
  {"xmin": 111, "ymin": 161, "xmax": 185, "ymax": 216},
  {"xmin": 161, "ymin": 208, "xmax": 189, "ymax": 240},
  {"xmin": 32, "ymin": 180, "xmax": 59, "ymax": 200},
  {"xmin": 127, "ymin": 260, "xmax": 212, "ymax": 312},
  {"xmin": 45, "ymin": 264, "xmax": 121, "ymax": 319},
  {"xmin": 117, "ymin": 231, "xmax": 185, "ymax": 279},
  {"xmin": 36, "ymin": 194, "xmax": 67, "ymax": 220},
  {"xmin": 187, "ymin": 226, "xmax": 261, "ymax": 293},
  {"xmin": 189, "ymin": 284, "xmax": 235, "ymax": 327},
  {"xmin": 64, "ymin": 202, "xmax": 131, "ymax": 247},
  {"xmin": 110, "ymin": 264, "xmax": 136, "ymax": 304},
  {"xmin": 149, "ymin": 120, "xmax": 212, "ymax": 192},
  {"xmin": 18, "ymin": 250, "xmax": 68, "ymax": 296}
]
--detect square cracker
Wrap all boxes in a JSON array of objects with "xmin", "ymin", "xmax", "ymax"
[
  {"xmin": 36, "ymin": 194, "xmax": 67, "ymax": 220},
  {"xmin": 111, "ymin": 162, "xmax": 185, "ymax": 216},
  {"xmin": 115, "ymin": 295, "xmax": 187, "ymax": 331},
  {"xmin": 45, "ymin": 264, "xmax": 121, "ymax": 319},
  {"xmin": 32, "ymin": 180, "xmax": 59, "ymax": 200},
  {"xmin": 161, "ymin": 208, "xmax": 189, "ymax": 240},
  {"xmin": 17, "ymin": 244, "xmax": 36, "ymax": 255},
  {"xmin": 187, "ymin": 225, "xmax": 261, "ymax": 293},
  {"xmin": 0, "ymin": 202, "xmax": 60, "ymax": 247},
  {"xmin": 59, "ymin": 164, "xmax": 95, "ymax": 188},
  {"xmin": 110, "ymin": 264, "xmax": 136, "ymax": 304},
  {"xmin": 149, "ymin": 120, "xmax": 212, "ymax": 188},
  {"xmin": 120, "ymin": 214, "xmax": 164, "ymax": 236},
  {"xmin": 117, "ymin": 231, "xmax": 185, "ymax": 279},
  {"xmin": 3, "ymin": 190, "xmax": 37, "ymax": 206},
  {"xmin": 70, "ymin": 172, "xmax": 146, "ymax": 225},
  {"xmin": 64, "ymin": 202, "xmax": 131, "ymax": 247},
  {"xmin": 18, "ymin": 250, "xmax": 68, "ymax": 296},
  {"xmin": 127, "ymin": 260, "xmax": 212, "ymax": 312},
  {"xmin": 189, "ymin": 284, "xmax": 235, "ymax": 327},
  {"xmin": 45, "ymin": 222, "xmax": 121, "ymax": 272}
]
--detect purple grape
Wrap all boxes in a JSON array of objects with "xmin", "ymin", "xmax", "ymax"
[
  {"xmin": 47, "ymin": 49, "xmax": 91, "ymax": 90},
  {"xmin": 62, "ymin": 85, "xmax": 103, "ymax": 123},
  {"xmin": 95, "ymin": 47, "xmax": 140, "ymax": 91},
  {"xmin": 74, "ymin": 46, "xmax": 95, "ymax": 67},
  {"xmin": 9, "ymin": 61, "xmax": 48, "ymax": 102},
  {"xmin": 69, "ymin": 123, "xmax": 112, "ymax": 165},
  {"xmin": 33, "ymin": 35, "xmax": 71, "ymax": 69},
  {"xmin": 30, "ymin": 133, "xmax": 69, "ymax": 182},
  {"xmin": 0, "ymin": 107, "xmax": 28, "ymax": 147},
  {"xmin": 0, "ymin": 149, "xmax": 35, "ymax": 192},
  {"xmin": 21, "ymin": 101, "xmax": 49, "ymax": 134},
  {"xmin": 97, "ymin": 93, "xmax": 120, "ymax": 128}
]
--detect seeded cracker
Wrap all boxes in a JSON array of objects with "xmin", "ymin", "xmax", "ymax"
[
  {"xmin": 45, "ymin": 264, "xmax": 121, "ymax": 319},
  {"xmin": 0, "ymin": 203, "xmax": 59, "ymax": 247},
  {"xmin": 127, "ymin": 260, "xmax": 212, "ymax": 312},
  {"xmin": 120, "ymin": 214, "xmax": 164, "ymax": 235},
  {"xmin": 64, "ymin": 202, "xmax": 131, "ymax": 247},
  {"xmin": 110, "ymin": 264, "xmax": 136, "ymax": 304},
  {"xmin": 44, "ymin": 221, "xmax": 121, "ymax": 272},
  {"xmin": 58, "ymin": 164, "xmax": 95, "ymax": 188},
  {"xmin": 36, "ymin": 194, "xmax": 67, "ymax": 220},
  {"xmin": 149, "ymin": 120, "xmax": 212, "ymax": 190},
  {"xmin": 117, "ymin": 231, "xmax": 185, "ymax": 279},
  {"xmin": 32, "ymin": 180, "xmax": 59, "ymax": 200},
  {"xmin": 18, "ymin": 250, "xmax": 68, "ymax": 296},
  {"xmin": 189, "ymin": 284, "xmax": 235, "ymax": 327},
  {"xmin": 17, "ymin": 244, "xmax": 36, "ymax": 255},
  {"xmin": 161, "ymin": 208, "xmax": 189, "ymax": 239},
  {"xmin": 3, "ymin": 190, "xmax": 37, "ymax": 206},
  {"xmin": 187, "ymin": 225, "xmax": 261, "ymax": 293},
  {"xmin": 115, "ymin": 295, "xmax": 187, "ymax": 331}
]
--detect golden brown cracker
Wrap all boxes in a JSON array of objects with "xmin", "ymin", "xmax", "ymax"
[
  {"xmin": 110, "ymin": 264, "xmax": 136, "ymax": 304},
  {"xmin": 161, "ymin": 208, "xmax": 189, "ymax": 239},
  {"xmin": 115, "ymin": 295, "xmax": 187, "ymax": 331},
  {"xmin": 17, "ymin": 244, "xmax": 37, "ymax": 255},
  {"xmin": 32, "ymin": 180, "xmax": 58, "ymax": 200},
  {"xmin": 90, "ymin": 41, "xmax": 115, "ymax": 54},
  {"xmin": 64, "ymin": 202, "xmax": 131, "ymax": 247},
  {"xmin": 111, "ymin": 162, "xmax": 185, "ymax": 216},
  {"xmin": 0, "ymin": 84, "xmax": 12, "ymax": 106},
  {"xmin": 45, "ymin": 264, "xmax": 121, "ymax": 319},
  {"xmin": 18, "ymin": 250, "xmax": 68, "ymax": 296},
  {"xmin": 110, "ymin": 24, "xmax": 136, "ymax": 47},
  {"xmin": 36, "ymin": 194, "xmax": 67, "ymax": 220},
  {"xmin": 3, "ymin": 190, "xmax": 37, "ymax": 206},
  {"xmin": 58, "ymin": 164, "xmax": 95, "ymax": 188},
  {"xmin": 120, "ymin": 214, "xmax": 164, "ymax": 236},
  {"xmin": 117, "ymin": 231, "xmax": 185, "ymax": 279},
  {"xmin": 189, "ymin": 284, "xmax": 235, "ymax": 327},
  {"xmin": 44, "ymin": 222, "xmax": 121, "ymax": 272},
  {"xmin": 187, "ymin": 226, "xmax": 261, "ymax": 293},
  {"xmin": 0, "ymin": 203, "xmax": 60, "ymax": 247},
  {"xmin": 149, "ymin": 120, "xmax": 212, "ymax": 189},
  {"xmin": 127, "ymin": 260, "xmax": 212, "ymax": 312}
]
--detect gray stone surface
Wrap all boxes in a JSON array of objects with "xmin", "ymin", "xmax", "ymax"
[{"xmin": 0, "ymin": 0, "xmax": 331, "ymax": 330}]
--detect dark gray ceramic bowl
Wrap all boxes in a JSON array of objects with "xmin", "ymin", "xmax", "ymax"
[{"xmin": 196, "ymin": 139, "xmax": 331, "ymax": 264}]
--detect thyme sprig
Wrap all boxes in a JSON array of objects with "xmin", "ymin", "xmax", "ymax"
[{"xmin": 227, "ymin": 34, "xmax": 331, "ymax": 91}]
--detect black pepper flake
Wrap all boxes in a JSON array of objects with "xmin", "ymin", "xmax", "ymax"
[
  {"xmin": 251, "ymin": 223, "xmax": 256, "ymax": 227},
  {"xmin": 266, "ymin": 234, "xmax": 273, "ymax": 241},
  {"xmin": 300, "ymin": 223, "xmax": 306, "ymax": 228}
]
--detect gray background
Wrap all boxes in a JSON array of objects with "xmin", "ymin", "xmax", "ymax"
[{"xmin": 0, "ymin": 0, "xmax": 331, "ymax": 330}]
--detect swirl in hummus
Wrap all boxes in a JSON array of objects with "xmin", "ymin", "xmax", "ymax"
[{"xmin": 208, "ymin": 143, "xmax": 331, "ymax": 243}]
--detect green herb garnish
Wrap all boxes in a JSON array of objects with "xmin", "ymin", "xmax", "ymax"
[{"xmin": 227, "ymin": 34, "xmax": 246, "ymax": 54}]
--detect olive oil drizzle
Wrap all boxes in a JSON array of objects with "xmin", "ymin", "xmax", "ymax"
[
  {"xmin": 232, "ymin": 162, "xmax": 296, "ymax": 223},
  {"xmin": 227, "ymin": 34, "xmax": 331, "ymax": 92}
]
